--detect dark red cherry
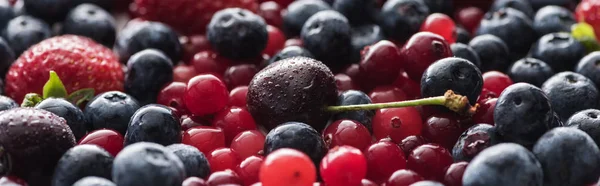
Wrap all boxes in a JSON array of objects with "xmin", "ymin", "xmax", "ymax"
[
  {"xmin": 78, "ymin": 129, "xmax": 124, "ymax": 157},
  {"xmin": 359, "ymin": 40, "xmax": 404, "ymax": 86},
  {"xmin": 401, "ymin": 32, "xmax": 453, "ymax": 81}
]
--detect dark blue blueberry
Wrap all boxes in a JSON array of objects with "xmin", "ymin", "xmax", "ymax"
[
  {"xmin": 468, "ymin": 34, "xmax": 511, "ymax": 72},
  {"xmin": 282, "ymin": 0, "xmax": 331, "ymax": 37},
  {"xmin": 333, "ymin": 0, "xmax": 378, "ymax": 26},
  {"xmin": 462, "ymin": 143, "xmax": 543, "ymax": 186},
  {"xmin": 301, "ymin": 10, "xmax": 354, "ymax": 69},
  {"xmin": 452, "ymin": 124, "xmax": 499, "ymax": 162},
  {"xmin": 264, "ymin": 122, "xmax": 327, "ymax": 168},
  {"xmin": 266, "ymin": 46, "xmax": 315, "ymax": 66},
  {"xmin": 494, "ymin": 83, "xmax": 557, "ymax": 148},
  {"xmin": 166, "ymin": 144, "xmax": 210, "ymax": 179},
  {"xmin": 422, "ymin": 0, "xmax": 453, "ymax": 14},
  {"xmin": 490, "ymin": 0, "xmax": 535, "ymax": 18},
  {"xmin": 62, "ymin": 3, "xmax": 116, "ymax": 47},
  {"xmin": 410, "ymin": 181, "xmax": 445, "ymax": 186},
  {"xmin": 23, "ymin": 0, "xmax": 71, "ymax": 23},
  {"xmin": 529, "ymin": 0, "xmax": 579, "ymax": 10},
  {"xmin": 379, "ymin": 0, "xmax": 429, "ymax": 43},
  {"xmin": 124, "ymin": 49, "xmax": 174, "ymax": 106},
  {"xmin": 51, "ymin": 145, "xmax": 113, "ymax": 186},
  {"xmin": 476, "ymin": 8, "xmax": 536, "ymax": 60},
  {"xmin": 72, "ymin": 176, "xmax": 115, "ymax": 186},
  {"xmin": 112, "ymin": 142, "xmax": 185, "ymax": 186},
  {"xmin": 2, "ymin": 15, "xmax": 51, "ymax": 56},
  {"xmin": 533, "ymin": 6, "xmax": 576, "ymax": 36},
  {"xmin": 421, "ymin": 57, "xmax": 483, "ymax": 105},
  {"xmin": 70, "ymin": 0, "xmax": 115, "ymax": 11},
  {"xmin": 575, "ymin": 52, "xmax": 600, "ymax": 88},
  {"xmin": 0, "ymin": 37, "xmax": 14, "ymax": 78},
  {"xmin": 351, "ymin": 24, "xmax": 385, "ymax": 60},
  {"xmin": 84, "ymin": 91, "xmax": 141, "ymax": 135},
  {"xmin": 207, "ymin": 8, "xmax": 268, "ymax": 60},
  {"xmin": 530, "ymin": 33, "xmax": 585, "ymax": 72},
  {"xmin": 35, "ymin": 98, "xmax": 87, "ymax": 141},
  {"xmin": 333, "ymin": 90, "xmax": 375, "ymax": 132},
  {"xmin": 541, "ymin": 72, "xmax": 599, "ymax": 122},
  {"xmin": 0, "ymin": 0, "xmax": 17, "ymax": 30},
  {"xmin": 454, "ymin": 26, "xmax": 471, "ymax": 44},
  {"xmin": 0, "ymin": 95, "xmax": 17, "ymax": 111},
  {"xmin": 450, "ymin": 43, "xmax": 481, "ymax": 68},
  {"xmin": 124, "ymin": 104, "xmax": 181, "ymax": 146},
  {"xmin": 115, "ymin": 21, "xmax": 182, "ymax": 64},
  {"xmin": 508, "ymin": 58, "xmax": 555, "ymax": 87},
  {"xmin": 532, "ymin": 127, "xmax": 600, "ymax": 186},
  {"xmin": 566, "ymin": 109, "xmax": 600, "ymax": 147}
]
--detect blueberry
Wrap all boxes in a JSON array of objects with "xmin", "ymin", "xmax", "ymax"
[
  {"xmin": 351, "ymin": 24, "xmax": 385, "ymax": 60},
  {"xmin": 541, "ymin": 72, "xmax": 599, "ymax": 122},
  {"xmin": 532, "ymin": 127, "xmax": 600, "ymax": 186},
  {"xmin": 410, "ymin": 181, "xmax": 445, "ymax": 186},
  {"xmin": 462, "ymin": 143, "xmax": 543, "ymax": 186},
  {"xmin": 166, "ymin": 144, "xmax": 210, "ymax": 179},
  {"xmin": 508, "ymin": 58, "xmax": 555, "ymax": 87},
  {"xmin": 207, "ymin": 8, "xmax": 268, "ymax": 60},
  {"xmin": 70, "ymin": 0, "xmax": 115, "ymax": 11},
  {"xmin": 421, "ymin": 57, "xmax": 483, "ymax": 105},
  {"xmin": 301, "ymin": 10, "xmax": 354, "ymax": 69},
  {"xmin": 264, "ymin": 122, "xmax": 327, "ymax": 168},
  {"xmin": 282, "ymin": 0, "xmax": 331, "ymax": 37},
  {"xmin": 454, "ymin": 26, "xmax": 471, "ymax": 44},
  {"xmin": 115, "ymin": 21, "xmax": 182, "ymax": 64},
  {"xmin": 0, "ymin": 0, "xmax": 16, "ymax": 30},
  {"xmin": 468, "ymin": 35, "xmax": 511, "ymax": 72},
  {"xmin": 333, "ymin": 0, "xmax": 379, "ymax": 26},
  {"xmin": 450, "ymin": 43, "xmax": 481, "ymax": 68},
  {"xmin": 0, "ymin": 37, "xmax": 15, "ymax": 78},
  {"xmin": 35, "ymin": 98, "xmax": 87, "ymax": 141},
  {"xmin": 490, "ymin": 0, "xmax": 535, "ymax": 18},
  {"xmin": 533, "ymin": 6, "xmax": 576, "ymax": 36},
  {"xmin": 2, "ymin": 15, "xmax": 51, "ymax": 56},
  {"xmin": 476, "ymin": 8, "xmax": 536, "ymax": 60},
  {"xmin": 530, "ymin": 33, "xmax": 585, "ymax": 72},
  {"xmin": 72, "ymin": 176, "xmax": 115, "ymax": 186},
  {"xmin": 51, "ymin": 145, "xmax": 113, "ymax": 186},
  {"xmin": 529, "ymin": 0, "xmax": 579, "ymax": 10},
  {"xmin": 112, "ymin": 142, "xmax": 185, "ymax": 186},
  {"xmin": 84, "ymin": 91, "xmax": 141, "ymax": 135},
  {"xmin": 62, "ymin": 3, "xmax": 116, "ymax": 47},
  {"xmin": 0, "ymin": 95, "xmax": 17, "ymax": 112},
  {"xmin": 379, "ymin": 0, "xmax": 429, "ymax": 43},
  {"xmin": 422, "ymin": 0, "xmax": 453, "ymax": 14},
  {"xmin": 23, "ymin": 0, "xmax": 70, "ymax": 23},
  {"xmin": 124, "ymin": 104, "xmax": 181, "ymax": 146},
  {"xmin": 333, "ymin": 90, "xmax": 375, "ymax": 132},
  {"xmin": 566, "ymin": 109, "xmax": 600, "ymax": 146},
  {"xmin": 452, "ymin": 124, "xmax": 499, "ymax": 162},
  {"xmin": 575, "ymin": 51, "xmax": 600, "ymax": 88},
  {"xmin": 266, "ymin": 46, "xmax": 315, "ymax": 66},
  {"xmin": 124, "ymin": 49, "xmax": 174, "ymax": 106},
  {"xmin": 494, "ymin": 83, "xmax": 557, "ymax": 148}
]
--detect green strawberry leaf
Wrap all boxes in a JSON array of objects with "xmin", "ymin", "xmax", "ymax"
[
  {"xmin": 571, "ymin": 23, "xmax": 600, "ymax": 53},
  {"xmin": 21, "ymin": 93, "xmax": 43, "ymax": 107},
  {"xmin": 66, "ymin": 88, "xmax": 95, "ymax": 107},
  {"xmin": 43, "ymin": 71, "xmax": 68, "ymax": 99}
]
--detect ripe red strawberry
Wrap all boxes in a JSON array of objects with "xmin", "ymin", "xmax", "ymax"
[
  {"xmin": 576, "ymin": 0, "xmax": 600, "ymax": 41},
  {"xmin": 131, "ymin": 0, "xmax": 259, "ymax": 35},
  {"xmin": 5, "ymin": 35, "xmax": 124, "ymax": 103}
]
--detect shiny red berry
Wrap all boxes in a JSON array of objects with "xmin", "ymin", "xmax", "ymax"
[
  {"xmin": 393, "ymin": 71, "xmax": 421, "ymax": 99},
  {"xmin": 420, "ymin": 13, "xmax": 457, "ymax": 44},
  {"xmin": 443, "ymin": 162, "xmax": 468, "ymax": 186},
  {"xmin": 181, "ymin": 116, "xmax": 208, "ymax": 131},
  {"xmin": 191, "ymin": 50, "xmax": 232, "ymax": 75},
  {"xmin": 78, "ymin": 129, "xmax": 124, "ymax": 157},
  {"xmin": 212, "ymin": 107, "xmax": 258, "ymax": 145},
  {"xmin": 263, "ymin": 25, "xmax": 286, "ymax": 56},
  {"xmin": 174, "ymin": 64, "xmax": 199, "ymax": 83},
  {"xmin": 399, "ymin": 135, "xmax": 427, "ymax": 156},
  {"xmin": 359, "ymin": 40, "xmax": 404, "ymax": 86},
  {"xmin": 422, "ymin": 113, "xmax": 465, "ymax": 150},
  {"xmin": 576, "ymin": 0, "xmax": 600, "ymax": 41},
  {"xmin": 373, "ymin": 108, "xmax": 422, "ymax": 143},
  {"xmin": 335, "ymin": 73, "xmax": 359, "ymax": 92},
  {"xmin": 182, "ymin": 177, "xmax": 208, "ymax": 186},
  {"xmin": 385, "ymin": 169, "xmax": 424, "ymax": 186},
  {"xmin": 235, "ymin": 156, "xmax": 264, "ymax": 186},
  {"xmin": 183, "ymin": 126, "xmax": 226, "ymax": 154},
  {"xmin": 260, "ymin": 148, "xmax": 316, "ymax": 186},
  {"xmin": 207, "ymin": 170, "xmax": 243, "ymax": 186},
  {"xmin": 158, "ymin": 82, "xmax": 188, "ymax": 114},
  {"xmin": 185, "ymin": 74, "xmax": 229, "ymax": 116},
  {"xmin": 477, "ymin": 88, "xmax": 498, "ymax": 105},
  {"xmin": 231, "ymin": 130, "xmax": 266, "ymax": 159},
  {"xmin": 320, "ymin": 146, "xmax": 367, "ymax": 186},
  {"xmin": 322, "ymin": 120, "xmax": 372, "ymax": 150},
  {"xmin": 208, "ymin": 148, "xmax": 240, "ymax": 172},
  {"xmin": 402, "ymin": 32, "xmax": 453, "ymax": 81},
  {"xmin": 369, "ymin": 86, "xmax": 408, "ymax": 103},
  {"xmin": 455, "ymin": 7, "xmax": 484, "ymax": 35},
  {"xmin": 258, "ymin": 1, "xmax": 284, "ymax": 28},
  {"xmin": 229, "ymin": 86, "xmax": 249, "ymax": 108},
  {"xmin": 407, "ymin": 144, "xmax": 453, "ymax": 181},
  {"xmin": 473, "ymin": 98, "xmax": 497, "ymax": 125},
  {"xmin": 361, "ymin": 179, "xmax": 378, "ymax": 186},
  {"xmin": 181, "ymin": 35, "xmax": 211, "ymax": 63},
  {"xmin": 224, "ymin": 64, "xmax": 259, "ymax": 90},
  {"xmin": 284, "ymin": 38, "xmax": 303, "ymax": 47},
  {"xmin": 482, "ymin": 71, "xmax": 513, "ymax": 96},
  {"xmin": 364, "ymin": 140, "xmax": 407, "ymax": 184}
]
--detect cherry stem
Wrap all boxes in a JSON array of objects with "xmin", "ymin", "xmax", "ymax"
[{"xmin": 325, "ymin": 90, "xmax": 479, "ymax": 116}]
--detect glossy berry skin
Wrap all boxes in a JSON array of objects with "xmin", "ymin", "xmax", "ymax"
[
  {"xmin": 224, "ymin": 64, "xmax": 259, "ymax": 89},
  {"xmin": 258, "ymin": 1, "xmax": 283, "ymax": 28},
  {"xmin": 468, "ymin": 34, "xmax": 511, "ymax": 72},
  {"xmin": 320, "ymin": 146, "xmax": 367, "ymax": 186},
  {"xmin": 125, "ymin": 49, "xmax": 174, "ymax": 105},
  {"xmin": 490, "ymin": 0, "xmax": 534, "ymax": 18},
  {"xmin": 35, "ymin": 98, "xmax": 86, "ymax": 141},
  {"xmin": 379, "ymin": 0, "xmax": 430, "ymax": 43},
  {"xmin": 333, "ymin": 0, "xmax": 378, "ymax": 26},
  {"xmin": 422, "ymin": 113, "xmax": 465, "ymax": 150},
  {"xmin": 207, "ymin": 170, "xmax": 243, "ymax": 185},
  {"xmin": 399, "ymin": 135, "xmax": 427, "ymax": 156},
  {"xmin": 182, "ymin": 126, "xmax": 226, "ymax": 155},
  {"xmin": 72, "ymin": 176, "xmax": 116, "ymax": 186},
  {"xmin": 0, "ymin": 95, "xmax": 17, "ymax": 112},
  {"xmin": 335, "ymin": 73, "xmax": 359, "ymax": 92},
  {"xmin": 576, "ymin": 0, "xmax": 600, "ymax": 40},
  {"xmin": 207, "ymin": 8, "xmax": 268, "ymax": 60},
  {"xmin": 385, "ymin": 169, "xmax": 424, "ymax": 186},
  {"xmin": 212, "ymin": 107, "xmax": 257, "ymax": 145},
  {"xmin": 78, "ymin": 129, "xmax": 124, "ymax": 157},
  {"xmin": 190, "ymin": 50, "xmax": 231, "ymax": 75},
  {"xmin": 410, "ymin": 181, "xmax": 445, "ymax": 186},
  {"xmin": 364, "ymin": 140, "xmax": 406, "ymax": 184},
  {"xmin": 52, "ymin": 145, "xmax": 114, "ymax": 186},
  {"xmin": 62, "ymin": 3, "xmax": 116, "ymax": 47},
  {"xmin": 369, "ymin": 86, "xmax": 408, "ymax": 103},
  {"xmin": 463, "ymin": 143, "xmax": 543, "ymax": 186},
  {"xmin": 84, "ymin": 91, "xmax": 140, "ymax": 135},
  {"xmin": 333, "ymin": 90, "xmax": 375, "ymax": 131},
  {"xmin": 450, "ymin": 43, "xmax": 481, "ymax": 68},
  {"xmin": 402, "ymin": 32, "xmax": 452, "ymax": 81},
  {"xmin": 452, "ymin": 124, "xmax": 497, "ymax": 162},
  {"xmin": 228, "ymin": 86, "xmax": 248, "ymax": 108},
  {"xmin": 301, "ymin": 10, "xmax": 353, "ymax": 68},
  {"xmin": 373, "ymin": 107, "xmax": 422, "ymax": 143},
  {"xmin": 260, "ymin": 148, "xmax": 316, "ymax": 186},
  {"xmin": 282, "ymin": 0, "xmax": 331, "ymax": 37},
  {"xmin": 566, "ymin": 109, "xmax": 600, "ymax": 146},
  {"xmin": 455, "ymin": 7, "xmax": 484, "ymax": 34},
  {"xmin": 264, "ymin": 122, "xmax": 327, "ymax": 168},
  {"xmin": 508, "ymin": 58, "xmax": 554, "ymax": 87},
  {"xmin": 115, "ymin": 21, "xmax": 182, "ymax": 63},
  {"xmin": 323, "ymin": 119, "xmax": 372, "ymax": 151},
  {"xmin": 124, "ymin": 104, "xmax": 182, "ymax": 146},
  {"xmin": 542, "ymin": 72, "xmax": 599, "ymax": 122},
  {"xmin": 472, "ymin": 98, "xmax": 497, "ymax": 124},
  {"xmin": 247, "ymin": 57, "xmax": 337, "ymax": 131},
  {"xmin": 476, "ymin": 8, "xmax": 536, "ymax": 59},
  {"xmin": 112, "ymin": 142, "xmax": 185, "ymax": 186},
  {"xmin": 266, "ymin": 46, "xmax": 315, "ymax": 65},
  {"xmin": 407, "ymin": 144, "xmax": 453, "ymax": 181},
  {"xmin": 443, "ymin": 162, "xmax": 468, "ymax": 186},
  {"xmin": 533, "ymin": 5, "xmax": 576, "ymax": 36},
  {"xmin": 235, "ymin": 156, "xmax": 263, "ymax": 186},
  {"xmin": 576, "ymin": 52, "xmax": 600, "ymax": 88},
  {"xmin": 207, "ymin": 148, "xmax": 240, "ymax": 172},
  {"xmin": 184, "ymin": 74, "xmax": 229, "ymax": 116},
  {"xmin": 263, "ymin": 25, "xmax": 286, "ymax": 57},
  {"xmin": 231, "ymin": 130, "xmax": 265, "ymax": 159},
  {"xmin": 157, "ymin": 82, "xmax": 188, "ymax": 114},
  {"xmin": 482, "ymin": 71, "xmax": 513, "ymax": 96},
  {"xmin": 167, "ymin": 144, "xmax": 210, "ymax": 179},
  {"xmin": 530, "ymin": 33, "xmax": 586, "ymax": 72},
  {"xmin": 421, "ymin": 57, "xmax": 483, "ymax": 104},
  {"xmin": 0, "ymin": 108, "xmax": 76, "ymax": 186},
  {"xmin": 22, "ymin": 0, "xmax": 70, "ymax": 23},
  {"xmin": 359, "ymin": 40, "xmax": 403, "ymax": 86},
  {"xmin": 3, "ymin": 15, "xmax": 50, "ymax": 56},
  {"xmin": 182, "ymin": 177, "xmax": 207, "ymax": 186},
  {"xmin": 420, "ymin": 13, "xmax": 456, "ymax": 44}
]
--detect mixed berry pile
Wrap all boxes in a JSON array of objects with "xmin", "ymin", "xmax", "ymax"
[{"xmin": 0, "ymin": 0, "xmax": 599, "ymax": 186}]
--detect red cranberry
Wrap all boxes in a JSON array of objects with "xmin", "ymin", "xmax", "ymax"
[
  {"xmin": 235, "ymin": 156, "xmax": 264, "ymax": 186},
  {"xmin": 401, "ymin": 32, "xmax": 452, "ymax": 81},
  {"xmin": 322, "ymin": 120, "xmax": 372, "ymax": 150},
  {"xmin": 393, "ymin": 71, "xmax": 421, "ymax": 99},
  {"xmin": 181, "ymin": 116, "xmax": 207, "ymax": 131},
  {"xmin": 343, "ymin": 64, "xmax": 371, "ymax": 92},
  {"xmin": 211, "ymin": 107, "xmax": 257, "ymax": 145},
  {"xmin": 284, "ymin": 38, "xmax": 303, "ymax": 47},
  {"xmin": 182, "ymin": 177, "xmax": 208, "ymax": 186},
  {"xmin": 422, "ymin": 113, "xmax": 465, "ymax": 150},
  {"xmin": 359, "ymin": 40, "xmax": 404, "ymax": 86},
  {"xmin": 477, "ymin": 88, "xmax": 498, "ymax": 105},
  {"xmin": 262, "ymin": 25, "xmax": 286, "ymax": 56},
  {"xmin": 229, "ymin": 86, "xmax": 249, "ymax": 108},
  {"xmin": 224, "ymin": 64, "xmax": 259, "ymax": 90},
  {"xmin": 184, "ymin": 74, "xmax": 229, "ymax": 116},
  {"xmin": 174, "ymin": 64, "xmax": 199, "ymax": 83},
  {"xmin": 482, "ymin": 71, "xmax": 513, "ymax": 96},
  {"xmin": 260, "ymin": 148, "xmax": 316, "ymax": 186},
  {"xmin": 78, "ymin": 129, "xmax": 124, "ymax": 157},
  {"xmin": 258, "ymin": 1, "xmax": 283, "ymax": 28},
  {"xmin": 369, "ymin": 86, "xmax": 408, "ymax": 103},
  {"xmin": 473, "ymin": 98, "xmax": 497, "ymax": 125},
  {"xmin": 373, "ymin": 107, "xmax": 422, "ymax": 143},
  {"xmin": 364, "ymin": 140, "xmax": 407, "ymax": 184},
  {"xmin": 455, "ymin": 7, "xmax": 484, "ymax": 34},
  {"xmin": 0, "ymin": 176, "xmax": 27, "ymax": 186},
  {"xmin": 407, "ymin": 144, "xmax": 453, "ymax": 181},
  {"xmin": 191, "ymin": 50, "xmax": 232, "ymax": 75},
  {"xmin": 208, "ymin": 148, "xmax": 240, "ymax": 173},
  {"xmin": 320, "ymin": 146, "xmax": 367, "ymax": 186},
  {"xmin": 207, "ymin": 170, "xmax": 243, "ymax": 186},
  {"xmin": 385, "ymin": 169, "xmax": 424, "ymax": 186},
  {"xmin": 443, "ymin": 162, "xmax": 468, "ymax": 186},
  {"xmin": 399, "ymin": 135, "xmax": 427, "ymax": 156},
  {"xmin": 420, "ymin": 13, "xmax": 457, "ymax": 44},
  {"xmin": 334, "ymin": 73, "xmax": 359, "ymax": 92},
  {"xmin": 343, "ymin": 64, "xmax": 362, "ymax": 82},
  {"xmin": 181, "ymin": 35, "xmax": 211, "ymax": 63},
  {"xmin": 361, "ymin": 179, "xmax": 378, "ymax": 186},
  {"xmin": 183, "ymin": 126, "xmax": 226, "ymax": 154},
  {"xmin": 158, "ymin": 82, "xmax": 188, "ymax": 114},
  {"xmin": 231, "ymin": 130, "xmax": 266, "ymax": 159}
]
